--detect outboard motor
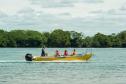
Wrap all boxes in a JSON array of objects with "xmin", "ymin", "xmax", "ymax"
[{"xmin": 25, "ymin": 53, "xmax": 33, "ymax": 61}]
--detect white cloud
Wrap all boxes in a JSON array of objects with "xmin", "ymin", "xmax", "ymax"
[
  {"xmin": 28, "ymin": 0, "xmax": 126, "ymax": 18},
  {"xmin": 0, "ymin": 0, "xmax": 31, "ymax": 15},
  {"xmin": 29, "ymin": 0, "xmax": 103, "ymax": 8},
  {"xmin": 0, "ymin": 0, "xmax": 126, "ymax": 35}
]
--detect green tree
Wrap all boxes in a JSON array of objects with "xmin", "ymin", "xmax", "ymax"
[
  {"xmin": 49, "ymin": 29, "xmax": 71, "ymax": 47},
  {"xmin": 0, "ymin": 30, "xmax": 8, "ymax": 47},
  {"xmin": 117, "ymin": 31, "xmax": 126, "ymax": 47},
  {"xmin": 43, "ymin": 32, "xmax": 50, "ymax": 47},
  {"xmin": 107, "ymin": 33, "xmax": 121, "ymax": 47},
  {"xmin": 92, "ymin": 33, "xmax": 110, "ymax": 47},
  {"xmin": 9, "ymin": 30, "xmax": 27, "ymax": 47},
  {"xmin": 70, "ymin": 31, "xmax": 84, "ymax": 47},
  {"xmin": 7, "ymin": 30, "xmax": 48, "ymax": 47},
  {"xmin": 6, "ymin": 32, "xmax": 17, "ymax": 47},
  {"xmin": 83, "ymin": 36, "xmax": 93, "ymax": 47},
  {"xmin": 26, "ymin": 30, "xmax": 47, "ymax": 47}
]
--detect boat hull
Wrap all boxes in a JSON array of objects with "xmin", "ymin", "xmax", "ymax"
[{"xmin": 31, "ymin": 53, "xmax": 93, "ymax": 61}]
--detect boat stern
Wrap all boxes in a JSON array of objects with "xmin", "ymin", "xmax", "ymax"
[{"xmin": 25, "ymin": 53, "xmax": 33, "ymax": 61}]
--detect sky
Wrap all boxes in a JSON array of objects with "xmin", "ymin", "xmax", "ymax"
[{"xmin": 0, "ymin": 0, "xmax": 126, "ymax": 35}]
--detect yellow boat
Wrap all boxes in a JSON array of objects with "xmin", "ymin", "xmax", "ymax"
[{"xmin": 25, "ymin": 53, "xmax": 93, "ymax": 62}]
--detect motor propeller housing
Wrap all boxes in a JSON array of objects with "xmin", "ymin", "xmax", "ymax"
[{"xmin": 25, "ymin": 53, "xmax": 33, "ymax": 61}]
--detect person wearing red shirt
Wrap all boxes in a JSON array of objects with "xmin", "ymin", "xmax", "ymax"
[{"xmin": 64, "ymin": 50, "xmax": 68, "ymax": 56}]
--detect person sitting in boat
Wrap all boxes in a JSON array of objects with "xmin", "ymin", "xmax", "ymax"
[
  {"xmin": 71, "ymin": 49, "xmax": 76, "ymax": 56},
  {"xmin": 55, "ymin": 50, "xmax": 60, "ymax": 57},
  {"xmin": 64, "ymin": 50, "xmax": 68, "ymax": 56},
  {"xmin": 41, "ymin": 47, "xmax": 45, "ymax": 56}
]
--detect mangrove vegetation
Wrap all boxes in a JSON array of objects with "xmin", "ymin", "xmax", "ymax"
[{"xmin": 0, "ymin": 29, "xmax": 126, "ymax": 48}]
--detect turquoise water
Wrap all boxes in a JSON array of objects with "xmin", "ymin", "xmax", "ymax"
[{"xmin": 0, "ymin": 48, "xmax": 126, "ymax": 84}]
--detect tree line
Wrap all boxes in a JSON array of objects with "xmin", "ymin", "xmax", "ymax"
[{"xmin": 0, "ymin": 29, "xmax": 126, "ymax": 48}]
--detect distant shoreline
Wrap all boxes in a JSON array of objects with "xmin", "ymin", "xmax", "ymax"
[
  {"xmin": 0, "ymin": 29, "xmax": 126, "ymax": 48},
  {"xmin": 0, "ymin": 47, "xmax": 125, "ymax": 49}
]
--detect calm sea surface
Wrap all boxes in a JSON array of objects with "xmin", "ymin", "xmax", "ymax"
[{"xmin": 0, "ymin": 48, "xmax": 126, "ymax": 84}]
